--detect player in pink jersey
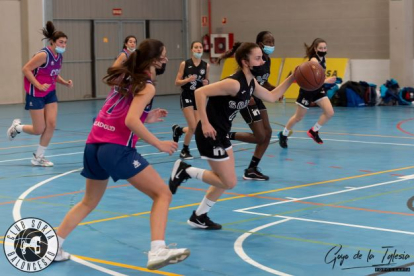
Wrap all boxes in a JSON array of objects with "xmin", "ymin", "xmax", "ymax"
[
  {"xmin": 54, "ymin": 39, "xmax": 190, "ymax": 270},
  {"xmin": 7, "ymin": 21, "xmax": 73, "ymax": 167},
  {"xmin": 113, "ymin": 35, "xmax": 137, "ymax": 67}
]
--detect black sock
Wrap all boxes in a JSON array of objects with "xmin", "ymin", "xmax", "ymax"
[
  {"xmin": 183, "ymin": 144, "xmax": 189, "ymax": 150},
  {"xmin": 229, "ymin": 132, "xmax": 236, "ymax": 140},
  {"xmin": 248, "ymin": 156, "xmax": 261, "ymax": 169}
]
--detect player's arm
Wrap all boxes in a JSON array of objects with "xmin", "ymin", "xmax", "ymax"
[
  {"xmin": 22, "ymin": 52, "xmax": 48, "ymax": 90},
  {"xmin": 125, "ymin": 84, "xmax": 177, "ymax": 155},
  {"xmin": 202, "ymin": 63, "xmax": 210, "ymax": 86},
  {"xmin": 253, "ymin": 74, "xmax": 294, "ymax": 102},
  {"xmin": 175, "ymin": 61, "xmax": 196, "ymax": 86},
  {"xmin": 56, "ymin": 75, "xmax": 73, "ymax": 88},
  {"xmin": 195, "ymin": 79, "xmax": 239, "ymax": 139},
  {"xmin": 112, "ymin": 52, "xmax": 127, "ymax": 68}
]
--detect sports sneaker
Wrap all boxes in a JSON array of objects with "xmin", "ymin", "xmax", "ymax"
[
  {"xmin": 169, "ymin": 159, "xmax": 191, "ymax": 194},
  {"xmin": 180, "ymin": 148, "xmax": 193, "ymax": 160},
  {"xmin": 31, "ymin": 153, "xmax": 54, "ymax": 167},
  {"xmin": 147, "ymin": 245, "xmax": 190, "ymax": 270},
  {"xmin": 187, "ymin": 211, "xmax": 222, "ymax": 230},
  {"xmin": 54, "ymin": 248, "xmax": 70, "ymax": 262},
  {"xmin": 172, "ymin": 124, "xmax": 183, "ymax": 142},
  {"xmin": 278, "ymin": 131, "xmax": 288, "ymax": 148},
  {"xmin": 243, "ymin": 167, "xmax": 269, "ymax": 181},
  {"xmin": 307, "ymin": 128, "xmax": 323, "ymax": 144},
  {"xmin": 7, "ymin": 119, "xmax": 21, "ymax": 141}
]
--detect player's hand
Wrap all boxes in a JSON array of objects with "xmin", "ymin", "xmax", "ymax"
[
  {"xmin": 67, "ymin": 80, "xmax": 74, "ymax": 88},
  {"xmin": 187, "ymin": 75, "xmax": 197, "ymax": 82},
  {"xmin": 202, "ymin": 79, "xmax": 209, "ymax": 86},
  {"xmin": 202, "ymin": 123, "xmax": 217, "ymax": 140},
  {"xmin": 158, "ymin": 140, "xmax": 178, "ymax": 155},
  {"xmin": 37, "ymin": 83, "xmax": 51, "ymax": 91},
  {"xmin": 146, "ymin": 108, "xmax": 168, "ymax": 123},
  {"xmin": 325, "ymin": 77, "xmax": 336, "ymax": 84}
]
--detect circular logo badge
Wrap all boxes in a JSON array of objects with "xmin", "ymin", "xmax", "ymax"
[
  {"xmin": 3, "ymin": 218, "xmax": 58, "ymax": 272},
  {"xmin": 407, "ymin": 196, "xmax": 414, "ymax": 212}
]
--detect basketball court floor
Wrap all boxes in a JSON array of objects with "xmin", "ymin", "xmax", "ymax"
[{"xmin": 1, "ymin": 95, "xmax": 414, "ymax": 276}]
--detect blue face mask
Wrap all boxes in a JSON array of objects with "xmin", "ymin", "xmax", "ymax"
[
  {"xmin": 263, "ymin": 45, "xmax": 274, "ymax": 55},
  {"xmin": 193, "ymin": 52, "xmax": 202, "ymax": 59},
  {"xmin": 55, "ymin": 46, "xmax": 66, "ymax": 54}
]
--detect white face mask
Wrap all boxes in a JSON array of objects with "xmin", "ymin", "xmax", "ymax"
[
  {"xmin": 193, "ymin": 52, "xmax": 202, "ymax": 59},
  {"xmin": 55, "ymin": 46, "xmax": 66, "ymax": 54},
  {"xmin": 127, "ymin": 47, "xmax": 136, "ymax": 53}
]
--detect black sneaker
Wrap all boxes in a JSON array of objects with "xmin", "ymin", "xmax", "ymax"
[
  {"xmin": 169, "ymin": 159, "xmax": 191, "ymax": 194},
  {"xmin": 307, "ymin": 128, "xmax": 323, "ymax": 144},
  {"xmin": 172, "ymin": 124, "xmax": 183, "ymax": 142},
  {"xmin": 187, "ymin": 211, "xmax": 222, "ymax": 230},
  {"xmin": 180, "ymin": 148, "xmax": 193, "ymax": 160},
  {"xmin": 278, "ymin": 131, "xmax": 288, "ymax": 148},
  {"xmin": 243, "ymin": 167, "xmax": 269, "ymax": 181}
]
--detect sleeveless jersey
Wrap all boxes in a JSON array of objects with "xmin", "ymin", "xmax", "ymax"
[
  {"xmin": 310, "ymin": 54, "xmax": 326, "ymax": 70},
  {"xmin": 24, "ymin": 47, "xmax": 63, "ymax": 97},
  {"xmin": 86, "ymin": 80, "xmax": 153, "ymax": 148},
  {"xmin": 253, "ymin": 54, "xmax": 271, "ymax": 86},
  {"xmin": 181, "ymin": 59, "xmax": 207, "ymax": 91},
  {"xmin": 206, "ymin": 70, "xmax": 255, "ymax": 134},
  {"xmin": 118, "ymin": 49, "xmax": 130, "ymax": 60}
]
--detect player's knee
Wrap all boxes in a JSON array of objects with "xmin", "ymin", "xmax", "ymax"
[
  {"xmin": 80, "ymin": 199, "xmax": 99, "ymax": 211},
  {"xmin": 46, "ymin": 121, "xmax": 56, "ymax": 130},
  {"xmin": 32, "ymin": 126, "xmax": 45, "ymax": 135},
  {"xmin": 326, "ymin": 109, "xmax": 334, "ymax": 119},
  {"xmin": 223, "ymin": 178, "xmax": 237, "ymax": 189}
]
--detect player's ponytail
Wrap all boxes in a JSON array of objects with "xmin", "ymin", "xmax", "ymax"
[
  {"xmin": 104, "ymin": 39, "xmax": 165, "ymax": 96},
  {"xmin": 41, "ymin": 21, "xmax": 68, "ymax": 45},
  {"xmin": 217, "ymin": 42, "xmax": 242, "ymax": 65}
]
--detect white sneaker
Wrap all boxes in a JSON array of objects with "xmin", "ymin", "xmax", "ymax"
[
  {"xmin": 147, "ymin": 245, "xmax": 190, "ymax": 270},
  {"xmin": 54, "ymin": 248, "xmax": 70, "ymax": 262},
  {"xmin": 31, "ymin": 153, "xmax": 54, "ymax": 167},
  {"xmin": 7, "ymin": 119, "xmax": 21, "ymax": 141}
]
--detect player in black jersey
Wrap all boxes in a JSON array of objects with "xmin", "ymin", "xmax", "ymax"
[
  {"xmin": 169, "ymin": 42, "xmax": 295, "ymax": 230},
  {"xmin": 221, "ymin": 31, "xmax": 278, "ymax": 181},
  {"xmin": 278, "ymin": 38, "xmax": 336, "ymax": 148},
  {"xmin": 172, "ymin": 41, "xmax": 210, "ymax": 159}
]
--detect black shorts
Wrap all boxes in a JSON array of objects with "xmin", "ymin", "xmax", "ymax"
[
  {"xmin": 239, "ymin": 96, "xmax": 266, "ymax": 124},
  {"xmin": 180, "ymin": 89, "xmax": 197, "ymax": 110},
  {"xmin": 296, "ymin": 88, "xmax": 328, "ymax": 109},
  {"xmin": 195, "ymin": 122, "xmax": 232, "ymax": 161}
]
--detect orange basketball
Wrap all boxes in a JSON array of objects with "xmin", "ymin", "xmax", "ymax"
[{"xmin": 294, "ymin": 61, "xmax": 325, "ymax": 91}]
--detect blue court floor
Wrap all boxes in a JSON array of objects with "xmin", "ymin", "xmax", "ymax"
[{"xmin": 1, "ymin": 95, "xmax": 414, "ymax": 276}]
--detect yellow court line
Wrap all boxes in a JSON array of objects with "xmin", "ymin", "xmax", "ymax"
[
  {"xmin": 74, "ymin": 255, "xmax": 183, "ymax": 276},
  {"xmin": 66, "ymin": 165, "xmax": 414, "ymax": 227}
]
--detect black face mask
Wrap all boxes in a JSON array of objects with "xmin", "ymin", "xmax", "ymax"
[
  {"xmin": 317, "ymin": 51, "xmax": 327, "ymax": 57},
  {"xmin": 250, "ymin": 66, "xmax": 262, "ymax": 77},
  {"xmin": 155, "ymin": 63, "xmax": 167, "ymax": 75}
]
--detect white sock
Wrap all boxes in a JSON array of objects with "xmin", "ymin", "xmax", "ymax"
[
  {"xmin": 312, "ymin": 123, "xmax": 322, "ymax": 132},
  {"xmin": 195, "ymin": 196, "xmax": 216, "ymax": 216},
  {"xmin": 57, "ymin": 236, "xmax": 65, "ymax": 249},
  {"xmin": 282, "ymin": 127, "xmax": 290, "ymax": 136},
  {"xmin": 151, "ymin": 240, "xmax": 166, "ymax": 251},
  {"xmin": 36, "ymin": 145, "xmax": 47, "ymax": 157},
  {"xmin": 16, "ymin": 125, "xmax": 24, "ymax": 132},
  {"xmin": 186, "ymin": 167, "xmax": 205, "ymax": 180}
]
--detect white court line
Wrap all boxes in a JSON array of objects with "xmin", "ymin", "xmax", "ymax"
[
  {"xmin": 236, "ymin": 175, "xmax": 414, "ymax": 212},
  {"xmin": 0, "ymin": 140, "xmax": 259, "ymax": 164},
  {"xmin": 70, "ymin": 256, "xmax": 128, "ymax": 276},
  {"xmin": 237, "ymin": 210, "xmax": 414, "ymax": 236},
  {"xmin": 234, "ymin": 218, "xmax": 293, "ymax": 276}
]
